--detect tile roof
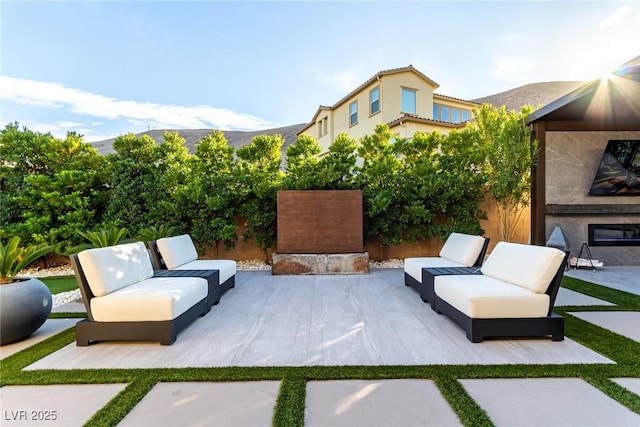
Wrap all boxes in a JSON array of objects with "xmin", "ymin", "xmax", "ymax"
[{"xmin": 387, "ymin": 113, "xmax": 467, "ymax": 129}]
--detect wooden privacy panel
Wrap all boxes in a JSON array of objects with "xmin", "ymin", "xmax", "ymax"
[{"xmin": 277, "ymin": 190, "xmax": 363, "ymax": 253}]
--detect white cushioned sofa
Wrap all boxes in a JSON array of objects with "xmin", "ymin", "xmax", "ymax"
[
  {"xmin": 404, "ymin": 232, "xmax": 489, "ymax": 304},
  {"xmin": 70, "ymin": 242, "xmax": 209, "ymax": 346},
  {"xmin": 148, "ymin": 234, "xmax": 236, "ymax": 304},
  {"xmin": 433, "ymin": 242, "xmax": 568, "ymax": 343}
]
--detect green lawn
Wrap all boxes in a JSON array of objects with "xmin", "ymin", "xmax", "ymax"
[
  {"xmin": 2, "ymin": 275, "xmax": 639, "ymax": 427},
  {"xmin": 41, "ymin": 276, "xmax": 78, "ymax": 295}
]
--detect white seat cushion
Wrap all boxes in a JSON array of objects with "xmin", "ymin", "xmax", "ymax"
[
  {"xmin": 90, "ymin": 277, "xmax": 207, "ymax": 322},
  {"xmin": 439, "ymin": 232, "xmax": 486, "ymax": 266},
  {"xmin": 403, "ymin": 257, "xmax": 465, "ymax": 282},
  {"xmin": 434, "ymin": 275, "xmax": 550, "ymax": 319},
  {"xmin": 156, "ymin": 234, "xmax": 198, "ymax": 269},
  {"xmin": 176, "ymin": 260, "xmax": 237, "ymax": 284},
  {"xmin": 78, "ymin": 242, "xmax": 154, "ymax": 297},
  {"xmin": 481, "ymin": 242, "xmax": 566, "ymax": 294}
]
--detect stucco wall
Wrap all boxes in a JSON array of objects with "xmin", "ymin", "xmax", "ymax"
[{"xmin": 545, "ymin": 130, "xmax": 640, "ymax": 266}]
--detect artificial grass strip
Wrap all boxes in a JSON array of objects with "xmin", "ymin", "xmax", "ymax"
[
  {"xmin": 584, "ymin": 376, "xmax": 640, "ymax": 415},
  {"xmin": 434, "ymin": 375, "xmax": 494, "ymax": 427},
  {"xmin": 558, "ymin": 311, "xmax": 640, "ymax": 368},
  {"xmin": 85, "ymin": 379, "xmax": 155, "ymax": 427},
  {"xmin": 272, "ymin": 376, "xmax": 306, "ymax": 427},
  {"xmin": 561, "ymin": 276, "xmax": 640, "ymax": 309},
  {"xmin": 0, "ymin": 327, "xmax": 75, "ymax": 383}
]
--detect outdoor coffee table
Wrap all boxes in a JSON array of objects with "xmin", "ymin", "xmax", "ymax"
[
  {"xmin": 422, "ymin": 266, "xmax": 482, "ymax": 310},
  {"xmin": 153, "ymin": 269, "xmax": 220, "ymax": 309}
]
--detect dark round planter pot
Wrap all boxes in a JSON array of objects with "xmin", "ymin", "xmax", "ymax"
[{"xmin": 0, "ymin": 278, "xmax": 52, "ymax": 345}]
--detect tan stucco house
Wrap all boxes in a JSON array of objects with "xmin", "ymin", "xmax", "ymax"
[{"xmin": 298, "ymin": 65, "xmax": 478, "ymax": 152}]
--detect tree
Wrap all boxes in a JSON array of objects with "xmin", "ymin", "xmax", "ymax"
[
  {"xmin": 0, "ymin": 123, "xmax": 108, "ymax": 253},
  {"xmin": 468, "ymin": 104, "xmax": 538, "ymax": 241},
  {"xmin": 179, "ymin": 130, "xmax": 238, "ymax": 255},
  {"xmin": 283, "ymin": 134, "xmax": 322, "ymax": 189},
  {"xmin": 236, "ymin": 134, "xmax": 284, "ymax": 261},
  {"xmin": 356, "ymin": 124, "xmax": 407, "ymax": 257},
  {"xmin": 105, "ymin": 131, "xmax": 190, "ymax": 234},
  {"xmin": 316, "ymin": 133, "xmax": 359, "ymax": 190}
]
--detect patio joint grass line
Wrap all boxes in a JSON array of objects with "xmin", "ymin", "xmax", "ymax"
[
  {"xmin": 84, "ymin": 379, "xmax": 154, "ymax": 427},
  {"xmin": 561, "ymin": 277, "xmax": 640, "ymax": 309},
  {"xmin": 434, "ymin": 375, "xmax": 494, "ymax": 427},
  {"xmin": 559, "ymin": 311, "xmax": 640, "ymax": 366},
  {"xmin": 583, "ymin": 376, "xmax": 640, "ymax": 415},
  {"xmin": 272, "ymin": 376, "xmax": 306, "ymax": 427}
]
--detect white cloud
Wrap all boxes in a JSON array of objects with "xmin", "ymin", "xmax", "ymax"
[
  {"xmin": 0, "ymin": 76, "xmax": 279, "ymax": 131},
  {"xmin": 599, "ymin": 6, "xmax": 633, "ymax": 29},
  {"xmin": 56, "ymin": 120, "xmax": 84, "ymax": 128}
]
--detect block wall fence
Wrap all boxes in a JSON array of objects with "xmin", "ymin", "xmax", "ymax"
[{"xmin": 202, "ymin": 196, "xmax": 531, "ymax": 262}]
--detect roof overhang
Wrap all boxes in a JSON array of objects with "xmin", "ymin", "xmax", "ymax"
[
  {"xmin": 388, "ymin": 113, "xmax": 466, "ymax": 129},
  {"xmin": 526, "ymin": 55, "xmax": 640, "ymax": 126}
]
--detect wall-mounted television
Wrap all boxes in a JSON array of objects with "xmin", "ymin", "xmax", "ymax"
[{"xmin": 589, "ymin": 140, "xmax": 640, "ymax": 196}]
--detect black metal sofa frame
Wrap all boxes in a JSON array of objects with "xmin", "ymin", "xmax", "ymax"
[
  {"xmin": 404, "ymin": 237, "xmax": 489, "ymax": 303},
  {"xmin": 147, "ymin": 240, "xmax": 235, "ymax": 300},
  {"xmin": 70, "ymin": 254, "xmax": 208, "ymax": 346},
  {"xmin": 433, "ymin": 252, "xmax": 569, "ymax": 343}
]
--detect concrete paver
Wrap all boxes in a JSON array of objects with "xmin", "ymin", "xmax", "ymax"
[
  {"xmin": 118, "ymin": 381, "xmax": 280, "ymax": 427},
  {"xmin": 460, "ymin": 378, "xmax": 640, "ymax": 427},
  {"xmin": 0, "ymin": 319, "xmax": 77, "ymax": 360},
  {"xmin": 0, "ymin": 384, "xmax": 126, "ymax": 426},
  {"xmin": 613, "ymin": 378, "xmax": 640, "ymax": 396},
  {"xmin": 569, "ymin": 311, "xmax": 640, "ymax": 343},
  {"xmin": 305, "ymin": 379, "xmax": 461, "ymax": 426},
  {"xmin": 555, "ymin": 287, "xmax": 616, "ymax": 306}
]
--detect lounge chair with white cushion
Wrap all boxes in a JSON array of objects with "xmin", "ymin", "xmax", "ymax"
[
  {"xmin": 433, "ymin": 242, "xmax": 568, "ymax": 343},
  {"xmin": 70, "ymin": 242, "xmax": 208, "ymax": 346},
  {"xmin": 404, "ymin": 232, "xmax": 489, "ymax": 304},
  {"xmin": 149, "ymin": 234, "xmax": 236, "ymax": 304}
]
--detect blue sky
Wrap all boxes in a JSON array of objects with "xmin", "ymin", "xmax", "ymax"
[{"xmin": 1, "ymin": 1, "xmax": 638, "ymax": 143}]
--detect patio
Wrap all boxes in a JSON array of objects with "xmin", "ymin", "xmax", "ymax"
[
  {"xmin": 1, "ymin": 267, "xmax": 639, "ymax": 426},
  {"xmin": 24, "ymin": 269, "xmax": 616, "ymax": 370}
]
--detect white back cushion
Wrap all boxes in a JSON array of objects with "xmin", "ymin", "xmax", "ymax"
[
  {"xmin": 439, "ymin": 232, "xmax": 486, "ymax": 267},
  {"xmin": 481, "ymin": 242, "xmax": 566, "ymax": 293},
  {"xmin": 77, "ymin": 242, "xmax": 154, "ymax": 297},
  {"xmin": 156, "ymin": 234, "xmax": 198, "ymax": 269}
]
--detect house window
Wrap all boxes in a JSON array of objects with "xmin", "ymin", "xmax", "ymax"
[
  {"xmin": 452, "ymin": 108, "xmax": 461, "ymax": 124},
  {"xmin": 433, "ymin": 102, "xmax": 472, "ymax": 123},
  {"xmin": 441, "ymin": 106, "xmax": 450, "ymax": 122},
  {"xmin": 401, "ymin": 88, "xmax": 416, "ymax": 114},
  {"xmin": 370, "ymin": 87, "xmax": 380, "ymax": 115},
  {"xmin": 317, "ymin": 117, "xmax": 328, "ymax": 137},
  {"xmin": 349, "ymin": 101, "xmax": 358, "ymax": 126}
]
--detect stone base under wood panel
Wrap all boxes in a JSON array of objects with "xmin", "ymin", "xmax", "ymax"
[{"xmin": 272, "ymin": 253, "xmax": 370, "ymax": 275}]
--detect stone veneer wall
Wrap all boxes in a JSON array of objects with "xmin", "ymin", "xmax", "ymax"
[{"xmin": 545, "ymin": 131, "xmax": 640, "ymax": 266}]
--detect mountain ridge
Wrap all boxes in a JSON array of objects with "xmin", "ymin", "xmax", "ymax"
[{"xmin": 91, "ymin": 80, "xmax": 585, "ymax": 155}]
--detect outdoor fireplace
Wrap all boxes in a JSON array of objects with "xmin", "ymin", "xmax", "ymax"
[{"xmin": 588, "ymin": 224, "xmax": 640, "ymax": 247}]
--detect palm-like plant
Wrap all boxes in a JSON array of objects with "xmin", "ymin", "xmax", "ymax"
[
  {"xmin": 80, "ymin": 227, "xmax": 129, "ymax": 247},
  {"xmin": 0, "ymin": 237, "xmax": 53, "ymax": 284},
  {"xmin": 66, "ymin": 226, "xmax": 131, "ymax": 254}
]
